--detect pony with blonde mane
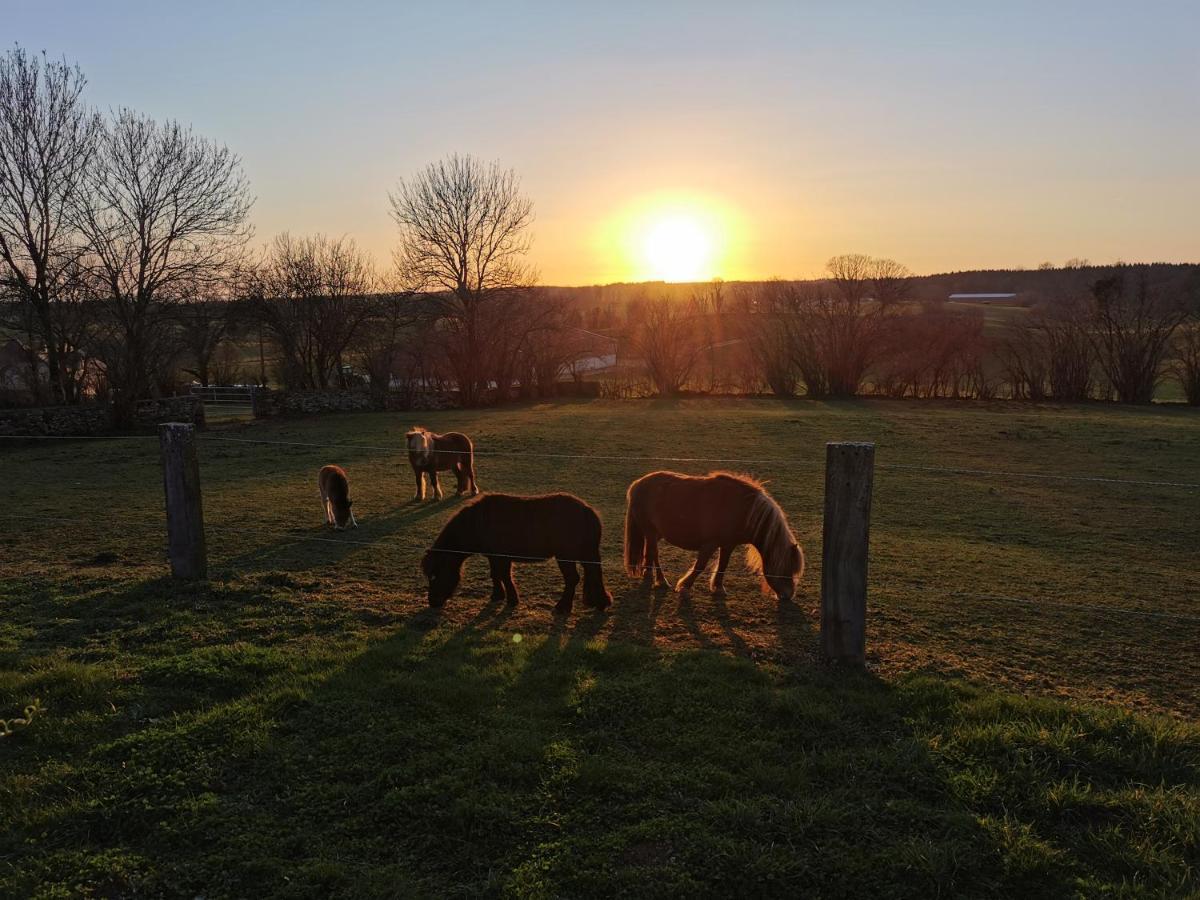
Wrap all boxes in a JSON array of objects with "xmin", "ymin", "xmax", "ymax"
[
  {"xmin": 406, "ymin": 427, "xmax": 479, "ymax": 501},
  {"xmin": 624, "ymin": 471, "xmax": 804, "ymax": 600}
]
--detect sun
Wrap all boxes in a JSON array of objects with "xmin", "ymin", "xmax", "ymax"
[{"xmin": 642, "ymin": 214, "xmax": 714, "ymax": 282}]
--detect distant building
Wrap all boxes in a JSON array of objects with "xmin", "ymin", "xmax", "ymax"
[
  {"xmin": 948, "ymin": 293, "xmax": 1019, "ymax": 304},
  {"xmin": 0, "ymin": 338, "xmax": 46, "ymax": 394}
]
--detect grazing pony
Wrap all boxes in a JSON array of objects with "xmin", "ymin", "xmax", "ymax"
[
  {"xmin": 421, "ymin": 492, "xmax": 612, "ymax": 614},
  {"xmin": 406, "ymin": 427, "xmax": 479, "ymax": 501},
  {"xmin": 624, "ymin": 471, "xmax": 804, "ymax": 601},
  {"xmin": 318, "ymin": 464, "xmax": 357, "ymax": 530}
]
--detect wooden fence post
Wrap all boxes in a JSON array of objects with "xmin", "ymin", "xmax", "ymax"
[
  {"xmin": 821, "ymin": 441, "xmax": 875, "ymax": 665},
  {"xmin": 160, "ymin": 422, "xmax": 207, "ymax": 580}
]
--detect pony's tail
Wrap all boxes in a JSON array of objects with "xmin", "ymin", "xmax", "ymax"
[{"xmin": 624, "ymin": 501, "xmax": 646, "ymax": 578}]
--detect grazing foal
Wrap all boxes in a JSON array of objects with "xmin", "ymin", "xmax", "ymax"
[
  {"xmin": 421, "ymin": 492, "xmax": 612, "ymax": 615},
  {"xmin": 624, "ymin": 471, "xmax": 804, "ymax": 601},
  {"xmin": 318, "ymin": 465, "xmax": 357, "ymax": 530},
  {"xmin": 406, "ymin": 427, "xmax": 480, "ymax": 501}
]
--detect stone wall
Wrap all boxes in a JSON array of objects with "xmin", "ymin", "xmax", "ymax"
[
  {"xmin": 0, "ymin": 395, "xmax": 204, "ymax": 437},
  {"xmin": 252, "ymin": 388, "xmax": 456, "ymax": 419},
  {"xmin": 0, "ymin": 404, "xmax": 113, "ymax": 436},
  {"xmin": 134, "ymin": 395, "xmax": 206, "ymax": 429}
]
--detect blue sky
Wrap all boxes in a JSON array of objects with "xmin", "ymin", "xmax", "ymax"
[{"xmin": 7, "ymin": 0, "xmax": 1198, "ymax": 282}]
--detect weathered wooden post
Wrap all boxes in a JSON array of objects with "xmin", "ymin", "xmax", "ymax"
[
  {"xmin": 160, "ymin": 422, "xmax": 207, "ymax": 580},
  {"xmin": 821, "ymin": 441, "xmax": 875, "ymax": 665}
]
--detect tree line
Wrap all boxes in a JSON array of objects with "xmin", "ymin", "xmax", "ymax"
[
  {"xmin": 617, "ymin": 259, "xmax": 1199, "ymax": 404},
  {"xmin": 3, "ymin": 46, "xmax": 1198, "ymax": 419}
]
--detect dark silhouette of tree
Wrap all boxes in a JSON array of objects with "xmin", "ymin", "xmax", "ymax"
[
  {"xmin": 627, "ymin": 297, "xmax": 704, "ymax": 396},
  {"xmin": 869, "ymin": 257, "xmax": 914, "ymax": 308},
  {"xmin": 0, "ymin": 46, "xmax": 100, "ymax": 403},
  {"xmin": 1172, "ymin": 322, "xmax": 1200, "ymax": 406},
  {"xmin": 1090, "ymin": 266, "xmax": 1189, "ymax": 403},
  {"xmin": 77, "ymin": 110, "xmax": 252, "ymax": 423},
  {"xmin": 390, "ymin": 154, "xmax": 535, "ymax": 406},
  {"xmin": 253, "ymin": 233, "xmax": 377, "ymax": 389}
]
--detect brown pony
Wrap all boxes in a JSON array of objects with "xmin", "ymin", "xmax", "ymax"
[
  {"xmin": 406, "ymin": 426, "xmax": 479, "ymax": 501},
  {"xmin": 421, "ymin": 492, "xmax": 612, "ymax": 614},
  {"xmin": 624, "ymin": 471, "xmax": 804, "ymax": 601},
  {"xmin": 318, "ymin": 464, "xmax": 357, "ymax": 530}
]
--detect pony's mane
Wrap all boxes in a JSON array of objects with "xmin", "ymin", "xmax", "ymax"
[
  {"xmin": 743, "ymin": 485, "xmax": 803, "ymax": 589},
  {"xmin": 406, "ymin": 426, "xmax": 430, "ymax": 438},
  {"xmin": 708, "ymin": 470, "xmax": 765, "ymax": 491}
]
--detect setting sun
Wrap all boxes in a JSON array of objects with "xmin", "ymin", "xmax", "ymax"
[
  {"xmin": 642, "ymin": 215, "xmax": 714, "ymax": 282},
  {"xmin": 598, "ymin": 194, "xmax": 737, "ymax": 283}
]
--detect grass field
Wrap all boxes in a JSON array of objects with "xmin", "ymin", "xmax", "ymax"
[{"xmin": 2, "ymin": 398, "xmax": 1198, "ymax": 897}]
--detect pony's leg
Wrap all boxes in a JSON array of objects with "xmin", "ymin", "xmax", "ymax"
[
  {"xmin": 500, "ymin": 562, "xmax": 520, "ymax": 607},
  {"xmin": 350, "ymin": 508, "xmax": 359, "ymax": 528},
  {"xmin": 413, "ymin": 468, "xmax": 424, "ymax": 501},
  {"xmin": 710, "ymin": 546, "xmax": 734, "ymax": 597},
  {"xmin": 555, "ymin": 560, "xmax": 580, "ymax": 614},
  {"xmin": 488, "ymin": 556, "xmax": 507, "ymax": 604},
  {"xmin": 430, "ymin": 470, "xmax": 443, "ymax": 500},
  {"xmin": 646, "ymin": 538, "xmax": 669, "ymax": 590},
  {"xmin": 676, "ymin": 544, "xmax": 716, "ymax": 595},
  {"xmin": 581, "ymin": 559, "xmax": 613, "ymax": 610},
  {"xmin": 467, "ymin": 458, "xmax": 479, "ymax": 496}
]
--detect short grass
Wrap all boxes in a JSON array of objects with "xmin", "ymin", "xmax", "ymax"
[{"xmin": 2, "ymin": 398, "xmax": 1198, "ymax": 897}]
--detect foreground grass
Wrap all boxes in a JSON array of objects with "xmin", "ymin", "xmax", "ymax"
[
  {"xmin": 2, "ymin": 398, "xmax": 1199, "ymax": 895},
  {"xmin": 1, "ymin": 580, "xmax": 1197, "ymax": 898}
]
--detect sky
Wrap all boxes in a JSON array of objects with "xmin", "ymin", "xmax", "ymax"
[{"xmin": 7, "ymin": 0, "xmax": 1199, "ymax": 284}]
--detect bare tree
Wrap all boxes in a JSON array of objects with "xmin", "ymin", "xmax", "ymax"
[
  {"xmin": 870, "ymin": 257, "xmax": 914, "ymax": 308},
  {"xmin": 254, "ymin": 233, "xmax": 378, "ymax": 389},
  {"xmin": 997, "ymin": 314, "xmax": 1050, "ymax": 400},
  {"xmin": 77, "ymin": 110, "xmax": 252, "ymax": 424},
  {"xmin": 826, "ymin": 253, "xmax": 874, "ymax": 305},
  {"xmin": 390, "ymin": 154, "xmax": 535, "ymax": 405},
  {"xmin": 1090, "ymin": 266, "xmax": 1189, "ymax": 403},
  {"xmin": 1172, "ymin": 322, "xmax": 1200, "ymax": 406},
  {"xmin": 627, "ymin": 297, "xmax": 704, "ymax": 396},
  {"xmin": 0, "ymin": 46, "xmax": 100, "ymax": 403},
  {"xmin": 1036, "ymin": 295, "xmax": 1095, "ymax": 401},
  {"xmin": 741, "ymin": 280, "xmax": 801, "ymax": 397},
  {"xmin": 179, "ymin": 298, "xmax": 238, "ymax": 387}
]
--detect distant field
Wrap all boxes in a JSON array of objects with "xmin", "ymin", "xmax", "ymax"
[{"xmin": 2, "ymin": 399, "xmax": 1198, "ymax": 896}]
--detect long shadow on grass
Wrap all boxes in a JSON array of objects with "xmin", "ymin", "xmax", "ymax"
[
  {"xmin": 16, "ymin": 586, "xmax": 1194, "ymax": 898},
  {"xmin": 210, "ymin": 497, "xmax": 459, "ymax": 579},
  {"xmin": 153, "ymin": 606, "xmax": 1050, "ymax": 898}
]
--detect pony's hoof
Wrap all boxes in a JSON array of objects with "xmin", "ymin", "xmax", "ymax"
[
  {"xmin": 712, "ymin": 587, "xmax": 728, "ymax": 600},
  {"xmin": 553, "ymin": 602, "xmax": 573, "ymax": 616},
  {"xmin": 587, "ymin": 593, "xmax": 613, "ymax": 611}
]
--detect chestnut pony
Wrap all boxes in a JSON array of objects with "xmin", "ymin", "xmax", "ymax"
[
  {"xmin": 318, "ymin": 465, "xmax": 357, "ymax": 530},
  {"xmin": 624, "ymin": 471, "xmax": 804, "ymax": 601},
  {"xmin": 406, "ymin": 426, "xmax": 479, "ymax": 501},
  {"xmin": 422, "ymin": 492, "xmax": 613, "ymax": 615}
]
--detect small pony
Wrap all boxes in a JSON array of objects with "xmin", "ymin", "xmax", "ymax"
[
  {"xmin": 318, "ymin": 464, "xmax": 357, "ymax": 530},
  {"xmin": 624, "ymin": 471, "xmax": 804, "ymax": 601},
  {"xmin": 406, "ymin": 426, "xmax": 479, "ymax": 501},
  {"xmin": 421, "ymin": 492, "xmax": 613, "ymax": 615}
]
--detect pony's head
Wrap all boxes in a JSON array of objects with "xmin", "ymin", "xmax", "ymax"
[
  {"xmin": 407, "ymin": 427, "xmax": 433, "ymax": 461},
  {"xmin": 745, "ymin": 491, "xmax": 805, "ymax": 602},
  {"xmin": 330, "ymin": 495, "xmax": 354, "ymax": 530},
  {"xmin": 421, "ymin": 548, "xmax": 463, "ymax": 608}
]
